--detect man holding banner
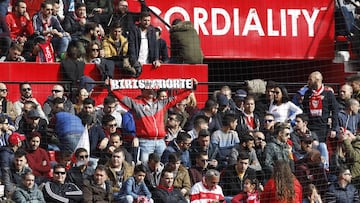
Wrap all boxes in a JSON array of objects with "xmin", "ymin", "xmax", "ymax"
[{"xmin": 109, "ymin": 78, "xmax": 196, "ymax": 163}]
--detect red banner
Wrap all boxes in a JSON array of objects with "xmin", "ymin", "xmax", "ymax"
[{"xmin": 129, "ymin": 0, "xmax": 335, "ymax": 59}]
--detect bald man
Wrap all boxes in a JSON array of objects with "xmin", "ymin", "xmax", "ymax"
[
  {"xmin": 337, "ymin": 84, "xmax": 353, "ymax": 111},
  {"xmin": 0, "ymin": 83, "xmax": 16, "ymax": 121},
  {"xmin": 303, "ymin": 71, "xmax": 339, "ymax": 142}
]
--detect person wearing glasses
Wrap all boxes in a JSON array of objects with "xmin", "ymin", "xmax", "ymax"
[
  {"xmin": 13, "ymin": 83, "xmax": 46, "ymax": 121},
  {"xmin": 161, "ymin": 131, "xmax": 192, "ymax": 169},
  {"xmin": 263, "ymin": 122, "xmax": 294, "ymax": 180},
  {"xmin": 66, "ymin": 148, "xmax": 94, "ymax": 189},
  {"xmin": 43, "ymin": 164, "xmax": 83, "ymax": 203},
  {"xmin": 32, "ymin": 1, "xmax": 71, "ymax": 59},
  {"xmin": 324, "ymin": 167, "xmax": 360, "ymax": 203},
  {"xmin": 43, "ymin": 84, "xmax": 74, "ymax": 120},
  {"xmin": 0, "ymin": 83, "xmax": 16, "ymax": 121},
  {"xmin": 260, "ymin": 113, "xmax": 276, "ymax": 143}
]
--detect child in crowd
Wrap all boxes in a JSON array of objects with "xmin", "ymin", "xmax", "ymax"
[
  {"xmin": 117, "ymin": 165, "xmax": 153, "ymax": 203},
  {"xmin": 231, "ymin": 178, "xmax": 260, "ymax": 203}
]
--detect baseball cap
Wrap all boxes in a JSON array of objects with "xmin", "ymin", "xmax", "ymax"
[
  {"xmin": 217, "ymin": 94, "xmax": 229, "ymax": 106},
  {"xmin": 234, "ymin": 89, "xmax": 247, "ymax": 100},
  {"xmin": 8, "ymin": 132, "xmax": 26, "ymax": 145}
]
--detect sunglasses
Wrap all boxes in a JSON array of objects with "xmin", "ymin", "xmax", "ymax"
[
  {"xmin": 264, "ymin": 119, "xmax": 274, "ymax": 123},
  {"xmin": 107, "ymin": 124, "xmax": 117, "ymax": 127},
  {"xmin": 272, "ymin": 91, "xmax": 281, "ymax": 95},
  {"xmin": 54, "ymin": 171, "xmax": 66, "ymax": 175},
  {"xmin": 0, "ymin": 89, "xmax": 7, "ymax": 93},
  {"xmin": 92, "ymin": 49, "xmax": 100, "ymax": 52},
  {"xmin": 22, "ymin": 88, "xmax": 31, "ymax": 92},
  {"xmin": 52, "ymin": 89, "xmax": 62, "ymax": 93},
  {"xmin": 79, "ymin": 155, "xmax": 89, "ymax": 159}
]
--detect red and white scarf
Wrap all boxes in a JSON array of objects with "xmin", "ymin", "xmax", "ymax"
[{"xmin": 309, "ymin": 85, "xmax": 324, "ymax": 117}]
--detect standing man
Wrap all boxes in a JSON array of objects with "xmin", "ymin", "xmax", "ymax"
[
  {"xmin": 110, "ymin": 79, "xmax": 195, "ymax": 163},
  {"xmin": 337, "ymin": 84, "xmax": 353, "ymax": 110},
  {"xmin": 303, "ymin": 71, "xmax": 339, "ymax": 144},
  {"xmin": 128, "ymin": 12, "xmax": 160, "ymax": 69}
]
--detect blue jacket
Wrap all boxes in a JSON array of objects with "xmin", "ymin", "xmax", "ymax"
[
  {"xmin": 55, "ymin": 112, "xmax": 84, "ymax": 137},
  {"xmin": 119, "ymin": 176, "xmax": 152, "ymax": 199},
  {"xmin": 161, "ymin": 140, "xmax": 191, "ymax": 168},
  {"xmin": 338, "ymin": 110, "xmax": 360, "ymax": 134},
  {"xmin": 324, "ymin": 182, "xmax": 360, "ymax": 203}
]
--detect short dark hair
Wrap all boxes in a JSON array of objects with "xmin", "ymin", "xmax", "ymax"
[
  {"xmin": 237, "ymin": 151, "xmax": 250, "ymax": 161},
  {"xmin": 140, "ymin": 12, "xmax": 151, "ymax": 20},
  {"xmin": 102, "ymin": 114, "xmax": 116, "ymax": 126},
  {"xmin": 274, "ymin": 122, "xmax": 290, "ymax": 136},
  {"xmin": 134, "ymin": 165, "xmax": 146, "ymax": 174},
  {"xmin": 74, "ymin": 148, "xmax": 88, "ymax": 158},
  {"xmin": 148, "ymin": 153, "xmax": 160, "ymax": 162},
  {"xmin": 84, "ymin": 22, "xmax": 99, "ymax": 34},
  {"xmin": 104, "ymin": 95, "xmax": 116, "ymax": 105},
  {"xmin": 95, "ymin": 164, "xmax": 107, "ymax": 173},
  {"xmin": 14, "ymin": 149, "xmax": 27, "ymax": 158},
  {"xmin": 204, "ymin": 99, "xmax": 218, "ymax": 111},
  {"xmin": 53, "ymin": 163, "xmax": 66, "ymax": 171},
  {"xmin": 75, "ymin": 2, "xmax": 86, "ymax": 10},
  {"xmin": 295, "ymin": 113, "xmax": 309, "ymax": 123},
  {"xmin": 222, "ymin": 113, "xmax": 236, "ymax": 126},
  {"xmin": 83, "ymin": 97, "xmax": 95, "ymax": 106},
  {"xmin": 176, "ymin": 131, "xmax": 191, "ymax": 142}
]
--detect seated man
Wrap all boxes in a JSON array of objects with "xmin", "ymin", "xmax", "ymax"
[
  {"xmin": 43, "ymin": 84, "xmax": 74, "ymax": 120},
  {"xmin": 62, "ymin": 2, "xmax": 87, "ymax": 40},
  {"xmin": 66, "ymin": 148, "xmax": 95, "ymax": 189},
  {"xmin": 2, "ymin": 149, "xmax": 32, "ymax": 197},
  {"xmin": 0, "ymin": 82, "xmax": 16, "ymax": 121},
  {"xmin": 190, "ymin": 169, "xmax": 224, "ymax": 203},
  {"xmin": 161, "ymin": 131, "xmax": 192, "ymax": 168},
  {"xmin": 102, "ymin": 22, "xmax": 128, "ymax": 61},
  {"xmin": 0, "ymin": 132, "xmax": 25, "ymax": 170},
  {"xmin": 143, "ymin": 153, "xmax": 164, "ymax": 191},
  {"xmin": 32, "ymin": 1, "xmax": 71, "ymax": 57},
  {"xmin": 12, "ymin": 172, "xmax": 45, "ymax": 202},
  {"xmin": 152, "ymin": 168, "xmax": 187, "ymax": 203},
  {"xmin": 43, "ymin": 164, "xmax": 83, "ymax": 202},
  {"xmin": 0, "ymin": 43, "xmax": 25, "ymax": 62},
  {"xmin": 83, "ymin": 165, "xmax": 113, "ymax": 202}
]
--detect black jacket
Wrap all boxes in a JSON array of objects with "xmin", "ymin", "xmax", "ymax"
[
  {"xmin": 152, "ymin": 187, "xmax": 187, "ymax": 203},
  {"xmin": 220, "ymin": 164, "xmax": 257, "ymax": 196}
]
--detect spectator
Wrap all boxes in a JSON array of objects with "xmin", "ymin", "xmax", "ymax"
[
  {"xmin": 17, "ymin": 109, "xmax": 50, "ymax": 149},
  {"xmin": 32, "ymin": 1, "xmax": 71, "ymax": 57},
  {"xmin": 128, "ymin": 12, "xmax": 160, "ymax": 69},
  {"xmin": 188, "ymin": 152, "xmax": 208, "ymax": 185},
  {"xmin": 111, "ymin": 80, "xmax": 195, "ymax": 163},
  {"xmin": 260, "ymin": 113, "xmax": 275, "ymax": 142},
  {"xmin": 106, "ymin": 133, "xmax": 133, "ymax": 164},
  {"xmin": 2, "ymin": 149, "xmax": 32, "ymax": 197},
  {"xmin": 190, "ymin": 169, "xmax": 224, "ymax": 203},
  {"xmin": 5, "ymin": 0, "xmax": 34, "ymax": 44},
  {"xmin": 0, "ymin": 42, "xmax": 25, "ymax": 62},
  {"xmin": 252, "ymin": 131, "xmax": 266, "ymax": 167},
  {"xmin": 230, "ymin": 134, "xmax": 262, "ymax": 171},
  {"xmin": 86, "ymin": 40, "xmax": 117, "ymax": 81},
  {"xmin": 161, "ymin": 131, "xmax": 192, "ymax": 168},
  {"xmin": 0, "ymin": 132, "xmax": 25, "ymax": 169},
  {"xmin": 106, "ymin": 148, "xmax": 134, "ymax": 194},
  {"xmin": 263, "ymin": 122, "xmax": 293, "ymax": 179},
  {"xmin": 142, "ymin": 153, "xmax": 164, "ymax": 191},
  {"xmin": 155, "ymin": 26, "xmax": 169, "ymax": 63},
  {"xmin": 43, "ymin": 84, "xmax": 75, "ymax": 119},
  {"xmin": 164, "ymin": 112, "xmax": 184, "ymax": 144},
  {"xmin": 13, "ymin": 83, "xmax": 46, "ymax": 121},
  {"xmin": 25, "ymin": 131, "xmax": 51, "ymax": 184},
  {"xmin": 66, "ymin": 148, "xmax": 95, "ymax": 189},
  {"xmin": 95, "ymin": 95, "xmax": 123, "ymax": 128},
  {"xmin": 231, "ymin": 177, "xmax": 260, "ymax": 203},
  {"xmin": 338, "ymin": 127, "xmax": 360, "ymax": 188},
  {"xmin": 169, "ymin": 99, "xmax": 190, "ymax": 129},
  {"xmin": 291, "ymin": 85, "xmax": 308, "ymax": 109},
  {"xmin": 85, "ymin": 0, "xmax": 113, "ymax": 23},
  {"xmin": 324, "ymin": 167, "xmax": 360, "ymax": 203},
  {"xmin": 232, "ymin": 89, "xmax": 247, "ymax": 114},
  {"xmin": 0, "ymin": 114, "xmax": 11, "ymax": 147},
  {"xmin": 303, "ymin": 71, "xmax": 339, "ymax": 147},
  {"xmin": 73, "ymin": 88, "xmax": 90, "ymax": 115},
  {"xmin": 302, "ymin": 184, "xmax": 323, "ymax": 203},
  {"xmin": 211, "ymin": 114, "xmax": 240, "ymax": 167},
  {"xmin": 186, "ymin": 99, "xmax": 221, "ymax": 134},
  {"xmin": 268, "ymin": 84, "xmax": 303, "ymax": 123},
  {"xmin": 62, "ymin": 2, "xmax": 87, "ymax": 40},
  {"xmin": 187, "ymin": 115, "xmax": 209, "ymax": 140},
  {"xmin": 117, "ymin": 164, "xmax": 153, "ymax": 203},
  {"xmin": 338, "ymin": 98, "xmax": 360, "ymax": 134},
  {"xmin": 254, "ymin": 80, "xmax": 277, "ymax": 119},
  {"xmin": 220, "ymin": 152, "xmax": 257, "ymax": 201},
  {"xmin": 294, "ymin": 149, "xmax": 328, "ymax": 196},
  {"xmin": 78, "ymin": 22, "xmax": 101, "ymax": 57},
  {"xmin": 152, "ymin": 168, "xmax": 187, "ymax": 203},
  {"xmin": 0, "ymin": 14, "xmax": 11, "ymax": 55},
  {"xmin": 337, "ymin": 84, "xmax": 353, "ymax": 111},
  {"xmin": 347, "ymin": 74, "xmax": 360, "ymax": 102},
  {"xmin": 102, "ymin": 22, "xmax": 128, "ymax": 63},
  {"xmin": 189, "ymin": 129, "xmax": 219, "ymax": 169},
  {"xmin": 83, "ymin": 165, "xmax": 113, "ymax": 203},
  {"xmin": 236, "ymin": 95, "xmax": 261, "ymax": 136},
  {"xmin": 0, "ymin": 83, "xmax": 16, "ymax": 121},
  {"xmin": 42, "ymin": 164, "xmax": 83, "ymax": 203},
  {"xmin": 169, "ymin": 19, "xmax": 203, "ymax": 64},
  {"xmin": 261, "ymin": 160, "xmax": 302, "ymax": 203},
  {"xmin": 12, "ymin": 172, "xmax": 45, "ymax": 203},
  {"xmin": 165, "ymin": 152, "xmax": 191, "ymax": 198}
]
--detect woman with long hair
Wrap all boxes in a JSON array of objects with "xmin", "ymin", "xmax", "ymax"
[
  {"xmin": 262, "ymin": 160, "xmax": 302, "ymax": 203},
  {"xmin": 268, "ymin": 85, "xmax": 303, "ymax": 122}
]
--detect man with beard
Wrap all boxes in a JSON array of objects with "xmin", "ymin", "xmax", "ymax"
[
  {"xmin": 0, "ymin": 83, "xmax": 16, "ymax": 121},
  {"xmin": 13, "ymin": 83, "xmax": 46, "ymax": 121},
  {"xmin": 5, "ymin": 0, "xmax": 34, "ymax": 44},
  {"xmin": 62, "ymin": 2, "xmax": 87, "ymax": 40},
  {"xmin": 161, "ymin": 131, "xmax": 192, "ymax": 168},
  {"xmin": 32, "ymin": 1, "xmax": 71, "ymax": 57},
  {"xmin": 78, "ymin": 22, "xmax": 101, "ymax": 56}
]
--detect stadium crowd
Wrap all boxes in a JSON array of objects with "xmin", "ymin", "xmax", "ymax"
[{"xmin": 0, "ymin": 0, "xmax": 360, "ymax": 202}]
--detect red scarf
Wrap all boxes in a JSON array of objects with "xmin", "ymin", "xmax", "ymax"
[
  {"xmin": 309, "ymin": 85, "xmax": 324, "ymax": 117},
  {"xmin": 157, "ymin": 184, "xmax": 174, "ymax": 192}
]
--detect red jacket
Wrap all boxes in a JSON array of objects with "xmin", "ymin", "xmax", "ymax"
[
  {"xmin": 112, "ymin": 89, "xmax": 191, "ymax": 139},
  {"xmin": 261, "ymin": 177, "xmax": 302, "ymax": 203},
  {"xmin": 5, "ymin": 12, "xmax": 34, "ymax": 40},
  {"xmin": 26, "ymin": 147, "xmax": 51, "ymax": 178}
]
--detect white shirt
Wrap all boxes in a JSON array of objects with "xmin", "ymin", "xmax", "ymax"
[{"xmin": 138, "ymin": 30, "xmax": 149, "ymax": 64}]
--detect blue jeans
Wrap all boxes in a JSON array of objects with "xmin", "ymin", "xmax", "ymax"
[
  {"xmin": 51, "ymin": 35, "xmax": 71, "ymax": 55},
  {"xmin": 317, "ymin": 142, "xmax": 329, "ymax": 169},
  {"xmin": 139, "ymin": 138, "xmax": 166, "ymax": 163},
  {"xmin": 58, "ymin": 133, "xmax": 82, "ymax": 153}
]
